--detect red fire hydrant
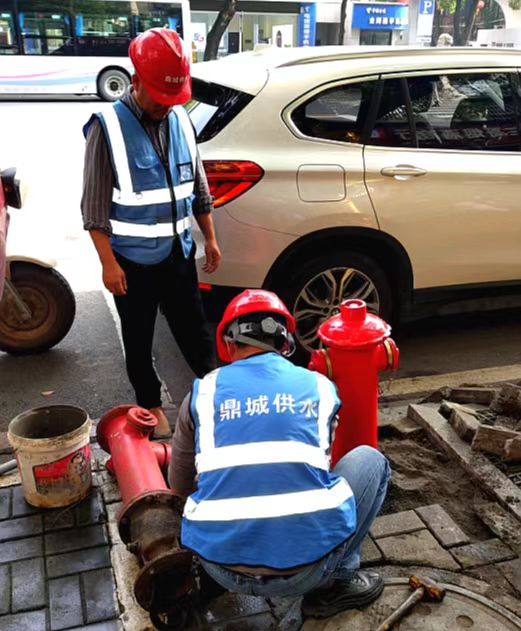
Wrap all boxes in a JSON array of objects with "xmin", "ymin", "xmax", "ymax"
[
  {"xmin": 97, "ymin": 405, "xmax": 192, "ymax": 614},
  {"xmin": 308, "ymin": 299, "xmax": 399, "ymax": 467}
]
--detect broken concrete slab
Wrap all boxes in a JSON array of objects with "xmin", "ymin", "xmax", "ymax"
[
  {"xmin": 375, "ymin": 529, "xmax": 461, "ymax": 571},
  {"xmin": 491, "ymin": 383, "xmax": 521, "ymax": 418},
  {"xmin": 498, "ymin": 558, "xmax": 521, "ymax": 596},
  {"xmin": 407, "ymin": 404, "xmax": 521, "ymax": 523},
  {"xmin": 440, "ymin": 401, "xmax": 481, "ymax": 420},
  {"xmin": 504, "ymin": 436, "xmax": 521, "ymax": 463},
  {"xmin": 450, "ymin": 387, "xmax": 496, "ymax": 405},
  {"xmin": 472, "ymin": 425, "xmax": 520, "ymax": 457},
  {"xmin": 370, "ymin": 510, "xmax": 424, "ymax": 539},
  {"xmin": 415, "ymin": 504, "xmax": 470, "ymax": 548},
  {"xmin": 448, "ymin": 409, "xmax": 481, "ymax": 443},
  {"xmin": 474, "ymin": 495, "xmax": 521, "ymax": 556},
  {"xmin": 451, "ymin": 539, "xmax": 516, "ymax": 569}
]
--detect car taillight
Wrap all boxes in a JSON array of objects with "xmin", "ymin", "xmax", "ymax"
[{"xmin": 203, "ymin": 160, "xmax": 264, "ymax": 208}]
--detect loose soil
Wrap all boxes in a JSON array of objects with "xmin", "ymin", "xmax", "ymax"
[{"xmin": 379, "ymin": 433, "xmax": 491, "ymax": 540}]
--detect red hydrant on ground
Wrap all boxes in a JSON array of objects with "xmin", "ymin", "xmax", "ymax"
[
  {"xmin": 308, "ymin": 299, "xmax": 399, "ymax": 467},
  {"xmin": 97, "ymin": 405, "xmax": 191, "ymax": 615}
]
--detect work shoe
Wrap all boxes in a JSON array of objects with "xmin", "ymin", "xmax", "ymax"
[
  {"xmin": 302, "ymin": 570, "xmax": 384, "ymax": 619},
  {"xmin": 149, "ymin": 406, "xmax": 172, "ymax": 440}
]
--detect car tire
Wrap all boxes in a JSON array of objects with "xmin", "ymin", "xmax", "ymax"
[
  {"xmin": 279, "ymin": 251, "xmax": 393, "ymax": 365},
  {"xmin": 97, "ymin": 69, "xmax": 130, "ymax": 101},
  {"xmin": 0, "ymin": 262, "xmax": 76, "ymax": 354}
]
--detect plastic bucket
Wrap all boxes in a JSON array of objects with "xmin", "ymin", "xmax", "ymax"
[{"xmin": 7, "ymin": 405, "xmax": 92, "ymax": 508}]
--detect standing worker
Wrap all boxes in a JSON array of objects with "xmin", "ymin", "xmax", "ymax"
[
  {"xmin": 169, "ymin": 290, "xmax": 390, "ymax": 618},
  {"xmin": 81, "ymin": 28, "xmax": 220, "ymax": 438}
]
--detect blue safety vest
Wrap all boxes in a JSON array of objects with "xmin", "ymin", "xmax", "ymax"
[
  {"xmin": 84, "ymin": 100, "xmax": 197, "ymax": 264},
  {"xmin": 183, "ymin": 352, "xmax": 357, "ymax": 570}
]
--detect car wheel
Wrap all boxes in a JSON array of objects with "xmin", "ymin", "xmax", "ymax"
[
  {"xmin": 97, "ymin": 69, "xmax": 129, "ymax": 101},
  {"xmin": 280, "ymin": 251, "xmax": 392, "ymax": 364}
]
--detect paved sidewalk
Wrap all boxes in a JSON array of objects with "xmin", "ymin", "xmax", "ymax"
[{"xmin": 0, "ymin": 480, "xmax": 121, "ymax": 631}]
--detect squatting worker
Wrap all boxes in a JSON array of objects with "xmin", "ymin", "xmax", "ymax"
[
  {"xmin": 81, "ymin": 28, "xmax": 220, "ymax": 438},
  {"xmin": 168, "ymin": 290, "xmax": 390, "ymax": 619}
]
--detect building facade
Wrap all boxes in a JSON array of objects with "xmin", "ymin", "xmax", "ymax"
[{"xmin": 189, "ymin": 0, "xmax": 342, "ymax": 60}]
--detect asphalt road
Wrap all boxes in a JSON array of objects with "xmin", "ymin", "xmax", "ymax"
[{"xmin": 1, "ymin": 99, "xmax": 521, "ymax": 432}]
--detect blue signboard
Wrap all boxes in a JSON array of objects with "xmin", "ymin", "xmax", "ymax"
[
  {"xmin": 298, "ymin": 3, "xmax": 317, "ymax": 47},
  {"xmin": 352, "ymin": 3, "xmax": 409, "ymax": 30},
  {"xmin": 419, "ymin": 0, "xmax": 435, "ymax": 15}
]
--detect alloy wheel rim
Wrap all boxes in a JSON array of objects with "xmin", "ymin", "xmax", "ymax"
[{"xmin": 293, "ymin": 266, "xmax": 380, "ymax": 352}]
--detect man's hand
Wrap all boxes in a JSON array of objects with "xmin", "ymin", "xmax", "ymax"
[
  {"xmin": 103, "ymin": 260, "xmax": 127, "ymax": 295},
  {"xmin": 203, "ymin": 238, "xmax": 221, "ymax": 274}
]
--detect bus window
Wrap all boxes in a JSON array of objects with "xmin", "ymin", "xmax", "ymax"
[
  {"xmin": 17, "ymin": 1, "xmax": 72, "ymax": 55},
  {"xmin": 0, "ymin": 9, "xmax": 18, "ymax": 54},
  {"xmin": 131, "ymin": 2, "xmax": 183, "ymax": 37},
  {"xmin": 73, "ymin": 0, "xmax": 130, "ymax": 38}
]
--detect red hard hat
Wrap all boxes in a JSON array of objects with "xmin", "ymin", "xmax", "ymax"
[
  {"xmin": 216, "ymin": 289, "xmax": 296, "ymax": 363},
  {"xmin": 129, "ymin": 28, "xmax": 191, "ymax": 106}
]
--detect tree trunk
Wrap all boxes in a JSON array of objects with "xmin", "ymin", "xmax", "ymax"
[
  {"xmin": 452, "ymin": 0, "xmax": 464, "ymax": 45},
  {"xmin": 338, "ymin": 0, "xmax": 348, "ymax": 44},
  {"xmin": 204, "ymin": 0, "xmax": 238, "ymax": 61},
  {"xmin": 462, "ymin": 0, "xmax": 479, "ymax": 44}
]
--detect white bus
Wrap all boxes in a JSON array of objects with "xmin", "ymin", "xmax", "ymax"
[{"xmin": 0, "ymin": 0, "xmax": 191, "ymax": 100}]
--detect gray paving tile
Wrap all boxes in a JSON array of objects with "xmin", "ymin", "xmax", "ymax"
[
  {"xmin": 369, "ymin": 510, "xmax": 424, "ymax": 539},
  {"xmin": 82, "ymin": 568, "xmax": 119, "ymax": 624},
  {"xmin": 47, "ymin": 546, "xmax": 111, "ymax": 578},
  {"xmin": 11, "ymin": 557, "xmax": 46, "ymax": 612},
  {"xmin": 11, "ymin": 486, "xmax": 40, "ymax": 517},
  {"xmin": 45, "ymin": 524, "xmax": 108, "ymax": 555},
  {"xmin": 0, "ymin": 564, "xmax": 10, "ymax": 615},
  {"xmin": 75, "ymin": 490, "xmax": 105, "ymax": 527},
  {"xmin": 49, "ymin": 575, "xmax": 84, "ymax": 630},
  {"xmin": 415, "ymin": 504, "xmax": 470, "ymax": 548},
  {"xmin": 43, "ymin": 508, "xmax": 76, "ymax": 532},
  {"xmin": 0, "ymin": 609, "xmax": 46, "ymax": 630},
  {"xmin": 0, "ymin": 514, "xmax": 42, "ymax": 542},
  {"xmin": 0, "ymin": 487, "xmax": 11, "ymax": 520},
  {"xmin": 498, "ymin": 558, "xmax": 521, "ymax": 595},
  {"xmin": 0, "ymin": 536, "xmax": 43, "ymax": 563},
  {"xmin": 376, "ymin": 529, "xmax": 461, "ymax": 571},
  {"xmin": 361, "ymin": 537, "xmax": 383, "ymax": 564},
  {"xmin": 451, "ymin": 539, "xmax": 516, "ymax": 569}
]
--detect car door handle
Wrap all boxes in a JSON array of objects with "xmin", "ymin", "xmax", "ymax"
[{"xmin": 380, "ymin": 165, "xmax": 427, "ymax": 180}]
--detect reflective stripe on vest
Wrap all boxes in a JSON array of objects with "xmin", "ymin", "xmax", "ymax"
[
  {"xmin": 184, "ymin": 479, "xmax": 352, "ymax": 522},
  {"xmin": 110, "ymin": 216, "xmax": 191, "ymax": 238},
  {"xmin": 111, "ymin": 182, "xmax": 194, "ymax": 206}
]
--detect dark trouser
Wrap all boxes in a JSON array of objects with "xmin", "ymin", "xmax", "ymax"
[{"xmin": 113, "ymin": 241, "xmax": 216, "ymax": 409}]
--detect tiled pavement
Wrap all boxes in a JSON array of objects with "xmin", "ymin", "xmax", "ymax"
[
  {"xmin": 2, "ymin": 460, "xmax": 521, "ymax": 630},
  {"xmin": 0, "ymin": 483, "xmax": 121, "ymax": 631}
]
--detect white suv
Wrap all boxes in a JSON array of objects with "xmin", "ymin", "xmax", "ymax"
[{"xmin": 189, "ymin": 46, "xmax": 521, "ymax": 360}]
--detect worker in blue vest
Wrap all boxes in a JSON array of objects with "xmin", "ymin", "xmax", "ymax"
[
  {"xmin": 82, "ymin": 29, "xmax": 220, "ymax": 438},
  {"xmin": 169, "ymin": 290, "xmax": 390, "ymax": 618}
]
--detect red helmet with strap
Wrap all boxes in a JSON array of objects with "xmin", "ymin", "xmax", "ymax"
[
  {"xmin": 129, "ymin": 28, "xmax": 191, "ymax": 106},
  {"xmin": 216, "ymin": 289, "xmax": 296, "ymax": 363}
]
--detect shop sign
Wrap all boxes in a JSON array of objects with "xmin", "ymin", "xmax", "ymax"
[
  {"xmin": 352, "ymin": 3, "xmax": 409, "ymax": 30},
  {"xmin": 298, "ymin": 3, "xmax": 317, "ymax": 46}
]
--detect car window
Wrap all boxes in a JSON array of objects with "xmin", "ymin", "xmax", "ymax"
[
  {"xmin": 291, "ymin": 81, "xmax": 376, "ymax": 144},
  {"xmin": 369, "ymin": 72, "xmax": 521, "ymax": 152},
  {"xmin": 188, "ymin": 79, "xmax": 253, "ymax": 143},
  {"xmin": 369, "ymin": 78, "xmax": 413, "ymax": 148}
]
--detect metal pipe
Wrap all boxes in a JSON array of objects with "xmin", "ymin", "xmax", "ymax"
[{"xmin": 0, "ymin": 459, "xmax": 17, "ymax": 476}]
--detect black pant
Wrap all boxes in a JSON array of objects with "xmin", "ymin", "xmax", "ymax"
[{"xmin": 113, "ymin": 241, "xmax": 216, "ymax": 409}]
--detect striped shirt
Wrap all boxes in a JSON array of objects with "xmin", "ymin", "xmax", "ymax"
[{"xmin": 81, "ymin": 91, "xmax": 213, "ymax": 233}]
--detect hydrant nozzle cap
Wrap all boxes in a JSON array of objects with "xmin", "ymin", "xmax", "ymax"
[
  {"xmin": 127, "ymin": 407, "xmax": 157, "ymax": 434},
  {"xmin": 340, "ymin": 299, "xmax": 366, "ymax": 323},
  {"xmin": 317, "ymin": 299, "xmax": 391, "ymax": 349}
]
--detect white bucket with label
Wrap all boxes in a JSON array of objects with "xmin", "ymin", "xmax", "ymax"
[{"xmin": 8, "ymin": 405, "xmax": 92, "ymax": 508}]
